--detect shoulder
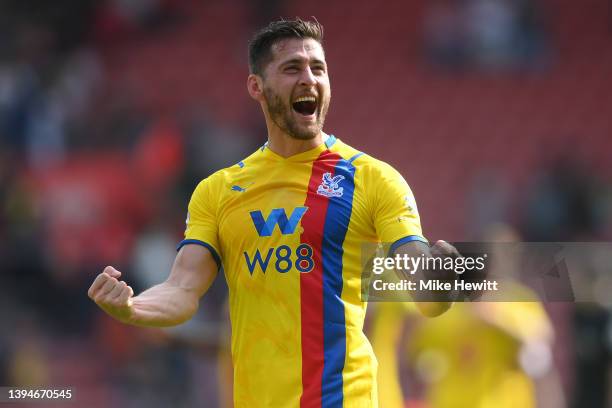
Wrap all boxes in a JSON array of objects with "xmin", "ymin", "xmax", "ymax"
[
  {"xmin": 332, "ymin": 139, "xmax": 402, "ymax": 180},
  {"xmin": 192, "ymin": 146, "xmax": 264, "ymax": 193},
  {"xmin": 359, "ymin": 155, "xmax": 401, "ymax": 179},
  {"xmin": 192, "ymin": 167, "xmax": 232, "ymax": 195},
  {"xmin": 328, "ymin": 137, "xmax": 362, "ymax": 162}
]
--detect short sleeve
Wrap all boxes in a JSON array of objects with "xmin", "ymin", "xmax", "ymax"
[
  {"xmin": 177, "ymin": 176, "xmax": 222, "ymax": 269},
  {"xmin": 370, "ymin": 163, "xmax": 427, "ymax": 252}
]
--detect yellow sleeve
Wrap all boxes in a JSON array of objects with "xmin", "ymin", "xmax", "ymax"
[
  {"xmin": 370, "ymin": 162, "xmax": 427, "ymax": 249},
  {"xmin": 178, "ymin": 175, "xmax": 222, "ymax": 269}
]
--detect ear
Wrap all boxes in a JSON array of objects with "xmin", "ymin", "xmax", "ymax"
[{"xmin": 247, "ymin": 74, "xmax": 264, "ymax": 102}]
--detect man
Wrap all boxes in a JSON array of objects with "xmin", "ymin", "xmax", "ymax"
[
  {"xmin": 88, "ymin": 18, "xmax": 458, "ymax": 407},
  {"xmin": 371, "ymin": 225, "xmax": 564, "ymax": 408}
]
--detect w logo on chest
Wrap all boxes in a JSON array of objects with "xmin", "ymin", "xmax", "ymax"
[{"xmin": 250, "ymin": 207, "xmax": 308, "ymax": 237}]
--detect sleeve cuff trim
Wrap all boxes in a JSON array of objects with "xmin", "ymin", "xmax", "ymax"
[
  {"xmin": 389, "ymin": 235, "xmax": 428, "ymax": 254},
  {"xmin": 177, "ymin": 239, "xmax": 222, "ymax": 270}
]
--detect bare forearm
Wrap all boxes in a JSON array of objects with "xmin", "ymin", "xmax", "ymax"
[
  {"xmin": 90, "ymin": 248, "xmax": 217, "ymax": 329},
  {"xmin": 127, "ymin": 281, "xmax": 200, "ymax": 327},
  {"xmin": 396, "ymin": 240, "xmax": 458, "ymax": 317},
  {"xmin": 407, "ymin": 269, "xmax": 452, "ymax": 317}
]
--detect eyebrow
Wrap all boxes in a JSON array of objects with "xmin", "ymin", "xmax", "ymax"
[{"xmin": 279, "ymin": 58, "xmax": 327, "ymax": 68}]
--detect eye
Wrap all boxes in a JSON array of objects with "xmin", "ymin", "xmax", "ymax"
[
  {"xmin": 312, "ymin": 65, "xmax": 326, "ymax": 74},
  {"xmin": 284, "ymin": 66, "xmax": 299, "ymax": 73}
]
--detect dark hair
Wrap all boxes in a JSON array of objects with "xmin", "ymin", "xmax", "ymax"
[{"xmin": 248, "ymin": 18, "xmax": 324, "ymax": 76}]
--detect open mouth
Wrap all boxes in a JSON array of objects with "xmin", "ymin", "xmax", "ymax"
[{"xmin": 292, "ymin": 95, "xmax": 317, "ymax": 116}]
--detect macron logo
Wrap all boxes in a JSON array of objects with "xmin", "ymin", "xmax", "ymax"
[
  {"xmin": 231, "ymin": 182, "xmax": 254, "ymax": 192},
  {"xmin": 250, "ymin": 207, "xmax": 308, "ymax": 237}
]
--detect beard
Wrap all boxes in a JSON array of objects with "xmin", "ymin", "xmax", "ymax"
[{"xmin": 263, "ymin": 86, "xmax": 330, "ymax": 140}]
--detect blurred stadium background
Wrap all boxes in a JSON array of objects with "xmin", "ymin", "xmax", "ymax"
[{"xmin": 0, "ymin": 0, "xmax": 610, "ymax": 407}]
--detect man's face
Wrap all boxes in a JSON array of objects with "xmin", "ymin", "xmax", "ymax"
[{"xmin": 260, "ymin": 38, "xmax": 331, "ymax": 140}]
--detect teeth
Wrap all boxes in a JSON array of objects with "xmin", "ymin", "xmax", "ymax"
[{"xmin": 294, "ymin": 96, "xmax": 316, "ymax": 103}]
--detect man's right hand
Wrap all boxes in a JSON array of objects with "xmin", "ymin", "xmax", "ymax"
[
  {"xmin": 87, "ymin": 245, "xmax": 218, "ymax": 327},
  {"xmin": 88, "ymin": 266, "xmax": 135, "ymax": 323}
]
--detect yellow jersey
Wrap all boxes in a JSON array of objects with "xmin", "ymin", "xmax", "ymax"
[
  {"xmin": 180, "ymin": 135, "xmax": 425, "ymax": 407},
  {"xmin": 371, "ymin": 299, "xmax": 553, "ymax": 408}
]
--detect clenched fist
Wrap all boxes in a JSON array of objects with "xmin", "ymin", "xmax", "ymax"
[
  {"xmin": 429, "ymin": 239, "xmax": 461, "ymax": 258},
  {"xmin": 88, "ymin": 266, "xmax": 134, "ymax": 322},
  {"xmin": 426, "ymin": 239, "xmax": 462, "ymax": 280}
]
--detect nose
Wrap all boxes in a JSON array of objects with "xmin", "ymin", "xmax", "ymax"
[{"xmin": 299, "ymin": 66, "xmax": 317, "ymax": 86}]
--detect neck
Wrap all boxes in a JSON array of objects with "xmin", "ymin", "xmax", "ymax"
[{"xmin": 266, "ymin": 124, "xmax": 327, "ymax": 158}]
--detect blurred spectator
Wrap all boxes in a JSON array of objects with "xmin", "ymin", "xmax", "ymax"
[
  {"xmin": 423, "ymin": 0, "xmax": 549, "ymax": 71},
  {"xmin": 522, "ymin": 156, "xmax": 605, "ymax": 241},
  {"xmin": 93, "ymin": 0, "xmax": 185, "ymax": 44},
  {"xmin": 465, "ymin": 0, "xmax": 518, "ymax": 69},
  {"xmin": 178, "ymin": 108, "xmax": 259, "ymax": 201},
  {"xmin": 572, "ymin": 305, "xmax": 610, "ymax": 408},
  {"xmin": 466, "ymin": 169, "xmax": 511, "ymax": 239},
  {"xmin": 7, "ymin": 319, "xmax": 50, "ymax": 387},
  {"xmin": 423, "ymin": 0, "xmax": 469, "ymax": 70},
  {"xmin": 513, "ymin": 0, "xmax": 549, "ymax": 67},
  {"xmin": 133, "ymin": 117, "xmax": 184, "ymax": 195},
  {"xmin": 132, "ymin": 222, "xmax": 179, "ymax": 290}
]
